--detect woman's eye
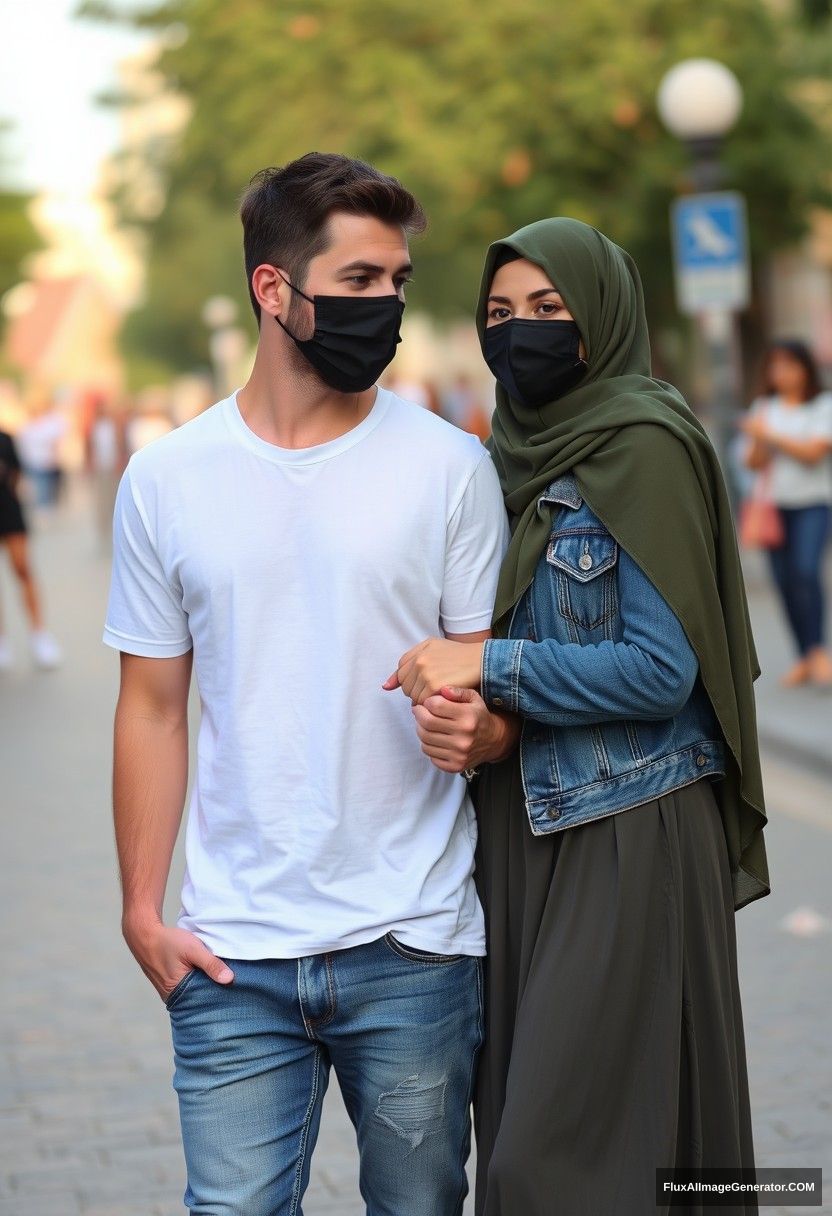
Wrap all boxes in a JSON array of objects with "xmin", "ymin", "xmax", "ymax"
[
  {"xmin": 536, "ymin": 301, "xmax": 563, "ymax": 316},
  {"xmin": 489, "ymin": 307, "xmax": 511, "ymax": 320}
]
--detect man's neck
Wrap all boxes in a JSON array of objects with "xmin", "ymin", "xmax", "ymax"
[{"xmin": 237, "ymin": 345, "xmax": 378, "ymax": 450}]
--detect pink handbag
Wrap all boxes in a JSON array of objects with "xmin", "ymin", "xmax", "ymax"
[{"xmin": 739, "ymin": 466, "xmax": 784, "ymax": 549}]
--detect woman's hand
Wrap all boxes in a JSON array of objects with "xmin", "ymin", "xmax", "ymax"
[
  {"xmin": 383, "ymin": 638, "xmax": 484, "ymax": 705},
  {"xmin": 412, "ymin": 687, "xmax": 520, "ymax": 772}
]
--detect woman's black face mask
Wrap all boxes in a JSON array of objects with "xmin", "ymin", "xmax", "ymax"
[
  {"xmin": 275, "ymin": 275, "xmax": 404, "ymax": 393},
  {"xmin": 482, "ymin": 318, "xmax": 587, "ymax": 408}
]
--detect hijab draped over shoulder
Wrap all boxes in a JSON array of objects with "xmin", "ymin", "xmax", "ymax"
[{"xmin": 479, "ymin": 218, "xmax": 769, "ymax": 910}]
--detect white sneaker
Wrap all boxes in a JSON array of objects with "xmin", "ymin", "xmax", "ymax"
[
  {"xmin": 30, "ymin": 630, "xmax": 62, "ymax": 669},
  {"xmin": 0, "ymin": 636, "xmax": 13, "ymax": 671}
]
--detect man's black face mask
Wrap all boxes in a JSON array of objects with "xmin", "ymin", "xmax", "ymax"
[
  {"xmin": 482, "ymin": 318, "xmax": 587, "ymax": 408},
  {"xmin": 275, "ymin": 276, "xmax": 404, "ymax": 393}
]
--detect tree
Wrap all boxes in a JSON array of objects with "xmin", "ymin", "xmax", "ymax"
[
  {"xmin": 0, "ymin": 121, "xmax": 42, "ymax": 301},
  {"xmin": 80, "ymin": 0, "xmax": 831, "ymax": 381}
]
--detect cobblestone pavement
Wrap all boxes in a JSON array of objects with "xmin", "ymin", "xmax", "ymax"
[{"xmin": 0, "ymin": 487, "xmax": 829, "ymax": 1215}]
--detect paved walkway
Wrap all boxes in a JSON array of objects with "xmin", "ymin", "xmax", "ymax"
[{"xmin": 0, "ymin": 483, "xmax": 829, "ymax": 1215}]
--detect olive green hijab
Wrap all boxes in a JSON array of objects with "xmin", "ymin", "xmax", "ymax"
[{"xmin": 479, "ymin": 218, "xmax": 769, "ymax": 910}]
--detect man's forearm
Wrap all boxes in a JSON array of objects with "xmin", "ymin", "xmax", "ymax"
[{"xmin": 113, "ymin": 703, "xmax": 189, "ymax": 932}]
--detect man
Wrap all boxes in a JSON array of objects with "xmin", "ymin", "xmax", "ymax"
[{"xmin": 104, "ymin": 152, "xmax": 514, "ymax": 1215}]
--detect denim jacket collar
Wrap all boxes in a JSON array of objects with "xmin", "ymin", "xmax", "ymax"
[{"xmin": 538, "ymin": 472, "xmax": 583, "ymax": 511}]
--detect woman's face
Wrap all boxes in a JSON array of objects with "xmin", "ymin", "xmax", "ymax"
[
  {"xmin": 486, "ymin": 257, "xmax": 586, "ymax": 357},
  {"xmin": 767, "ymin": 349, "xmax": 808, "ymax": 399}
]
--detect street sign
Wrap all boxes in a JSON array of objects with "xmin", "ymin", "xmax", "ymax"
[{"xmin": 671, "ymin": 191, "xmax": 750, "ymax": 315}]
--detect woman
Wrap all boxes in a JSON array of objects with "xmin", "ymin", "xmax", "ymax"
[
  {"xmin": 0, "ymin": 428, "xmax": 62, "ymax": 670},
  {"xmin": 386, "ymin": 219, "xmax": 769, "ymax": 1214},
  {"xmin": 741, "ymin": 340, "xmax": 832, "ymax": 687}
]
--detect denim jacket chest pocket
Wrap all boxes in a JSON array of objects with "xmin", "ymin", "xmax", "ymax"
[{"xmin": 546, "ymin": 528, "xmax": 619, "ymax": 636}]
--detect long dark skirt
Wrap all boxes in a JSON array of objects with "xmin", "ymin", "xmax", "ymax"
[{"xmin": 473, "ymin": 760, "xmax": 756, "ymax": 1216}]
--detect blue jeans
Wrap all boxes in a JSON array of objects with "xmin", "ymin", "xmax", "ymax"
[
  {"xmin": 166, "ymin": 934, "xmax": 483, "ymax": 1216},
  {"xmin": 767, "ymin": 504, "xmax": 830, "ymax": 654}
]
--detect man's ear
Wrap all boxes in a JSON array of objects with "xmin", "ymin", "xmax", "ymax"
[{"xmin": 251, "ymin": 264, "xmax": 288, "ymax": 320}]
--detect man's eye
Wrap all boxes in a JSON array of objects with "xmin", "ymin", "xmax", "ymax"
[
  {"xmin": 348, "ymin": 275, "xmax": 371, "ymax": 286},
  {"xmin": 395, "ymin": 276, "xmax": 414, "ymax": 289}
]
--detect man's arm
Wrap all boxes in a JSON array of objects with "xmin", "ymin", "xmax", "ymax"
[{"xmin": 115, "ymin": 650, "xmax": 233, "ymax": 999}]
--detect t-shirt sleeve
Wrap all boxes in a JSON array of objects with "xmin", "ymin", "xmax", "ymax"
[
  {"xmin": 439, "ymin": 451, "xmax": 509, "ymax": 634},
  {"xmin": 102, "ymin": 464, "xmax": 192, "ymax": 657}
]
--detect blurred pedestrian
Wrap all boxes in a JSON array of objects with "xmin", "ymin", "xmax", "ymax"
[
  {"xmin": 16, "ymin": 397, "xmax": 68, "ymax": 510},
  {"xmin": 443, "ymin": 373, "xmax": 490, "ymax": 438},
  {"xmin": 85, "ymin": 394, "xmax": 126, "ymax": 554},
  {"xmin": 125, "ymin": 393, "xmax": 174, "ymax": 455},
  {"xmin": 741, "ymin": 339, "xmax": 832, "ymax": 687},
  {"xmin": 0, "ymin": 428, "xmax": 62, "ymax": 670},
  {"xmin": 384, "ymin": 372, "xmax": 437, "ymax": 411}
]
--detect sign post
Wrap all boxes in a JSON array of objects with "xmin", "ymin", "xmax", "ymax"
[{"xmin": 670, "ymin": 191, "xmax": 750, "ymax": 502}]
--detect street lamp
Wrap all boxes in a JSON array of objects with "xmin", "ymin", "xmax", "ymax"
[
  {"xmin": 658, "ymin": 59, "xmax": 743, "ymax": 191},
  {"xmin": 657, "ymin": 59, "xmax": 747, "ymax": 502}
]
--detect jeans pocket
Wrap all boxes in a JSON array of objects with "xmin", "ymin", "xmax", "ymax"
[
  {"xmin": 383, "ymin": 932, "xmax": 466, "ymax": 965},
  {"xmin": 164, "ymin": 967, "xmax": 199, "ymax": 1011}
]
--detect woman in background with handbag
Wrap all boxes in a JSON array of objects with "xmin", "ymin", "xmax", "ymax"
[{"xmin": 741, "ymin": 339, "xmax": 832, "ymax": 687}]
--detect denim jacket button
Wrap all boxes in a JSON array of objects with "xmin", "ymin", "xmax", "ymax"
[
  {"xmin": 578, "ymin": 552, "xmax": 593, "ymax": 571},
  {"xmin": 492, "ymin": 696, "xmax": 504, "ymax": 707},
  {"xmin": 696, "ymin": 753, "xmax": 707, "ymax": 767},
  {"xmin": 547, "ymin": 806, "xmax": 559, "ymax": 819}
]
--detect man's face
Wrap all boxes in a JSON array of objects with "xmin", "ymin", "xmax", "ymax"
[{"xmin": 284, "ymin": 212, "xmax": 413, "ymax": 339}]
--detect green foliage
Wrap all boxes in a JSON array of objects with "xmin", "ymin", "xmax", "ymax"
[
  {"xmin": 82, "ymin": 0, "xmax": 831, "ymax": 375},
  {"xmin": 0, "ymin": 122, "xmax": 42, "ymax": 300}
]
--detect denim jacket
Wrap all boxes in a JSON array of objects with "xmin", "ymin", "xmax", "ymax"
[{"xmin": 480, "ymin": 473, "xmax": 725, "ymax": 834}]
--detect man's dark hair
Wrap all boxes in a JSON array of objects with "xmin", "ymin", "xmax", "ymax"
[
  {"xmin": 762, "ymin": 338, "xmax": 823, "ymax": 402},
  {"xmin": 240, "ymin": 152, "xmax": 427, "ymax": 324}
]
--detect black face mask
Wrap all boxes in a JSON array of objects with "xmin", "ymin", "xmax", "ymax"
[
  {"xmin": 275, "ymin": 277, "xmax": 404, "ymax": 393},
  {"xmin": 482, "ymin": 319, "xmax": 587, "ymax": 408}
]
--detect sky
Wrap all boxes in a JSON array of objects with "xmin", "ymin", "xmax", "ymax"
[
  {"xmin": 0, "ymin": 0, "xmax": 153, "ymax": 298},
  {"xmin": 0, "ymin": 0, "xmax": 150, "ymax": 198}
]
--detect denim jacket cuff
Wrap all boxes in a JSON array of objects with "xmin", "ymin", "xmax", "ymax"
[{"xmin": 481, "ymin": 638, "xmax": 524, "ymax": 713}]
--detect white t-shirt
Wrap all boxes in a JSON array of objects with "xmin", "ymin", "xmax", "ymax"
[
  {"xmin": 103, "ymin": 387, "xmax": 509, "ymax": 960},
  {"xmin": 16, "ymin": 412, "xmax": 68, "ymax": 470},
  {"xmin": 749, "ymin": 393, "xmax": 832, "ymax": 507}
]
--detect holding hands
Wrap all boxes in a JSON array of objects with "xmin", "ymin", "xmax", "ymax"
[
  {"xmin": 382, "ymin": 638, "xmax": 484, "ymax": 704},
  {"xmin": 383, "ymin": 638, "xmax": 519, "ymax": 773}
]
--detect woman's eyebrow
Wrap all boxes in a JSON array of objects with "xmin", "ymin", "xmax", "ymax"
[{"xmin": 487, "ymin": 287, "xmax": 562, "ymax": 305}]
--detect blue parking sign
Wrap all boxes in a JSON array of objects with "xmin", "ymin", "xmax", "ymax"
[{"xmin": 671, "ymin": 191, "xmax": 750, "ymax": 314}]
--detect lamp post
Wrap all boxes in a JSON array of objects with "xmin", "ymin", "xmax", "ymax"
[{"xmin": 657, "ymin": 59, "xmax": 747, "ymax": 502}]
